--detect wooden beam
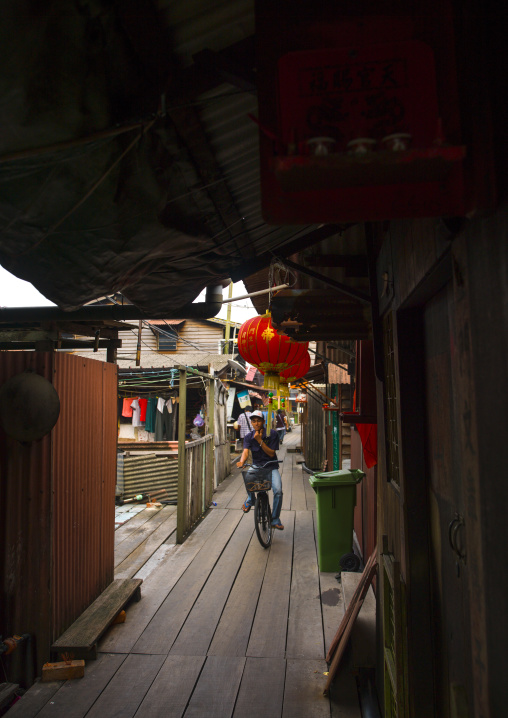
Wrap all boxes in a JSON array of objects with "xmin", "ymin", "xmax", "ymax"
[
  {"xmin": 282, "ymin": 258, "xmax": 371, "ymax": 305},
  {"xmin": 192, "ymin": 46, "xmax": 256, "ymax": 94},
  {"xmin": 177, "ymin": 367, "xmax": 187, "ymax": 544},
  {"xmin": 230, "ymin": 225, "xmax": 348, "ymax": 282},
  {"xmin": 304, "ymin": 254, "xmax": 368, "ymax": 277}
]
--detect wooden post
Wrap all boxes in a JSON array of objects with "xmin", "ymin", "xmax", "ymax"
[
  {"xmin": 135, "ymin": 320, "xmax": 142, "ymax": 366},
  {"xmin": 207, "ymin": 369, "xmax": 215, "ymax": 498},
  {"xmin": 177, "ymin": 368, "xmax": 187, "ymax": 544},
  {"xmin": 106, "ymin": 331, "xmax": 119, "ymax": 364},
  {"xmin": 224, "ymin": 281, "xmax": 233, "ymax": 353}
]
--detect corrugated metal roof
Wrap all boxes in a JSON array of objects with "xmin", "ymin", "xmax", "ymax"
[
  {"xmin": 0, "ymin": 0, "xmax": 317, "ymax": 315},
  {"xmin": 74, "ymin": 348, "xmax": 235, "ymax": 371},
  {"xmin": 148, "ymin": 319, "xmax": 186, "ymax": 326}
]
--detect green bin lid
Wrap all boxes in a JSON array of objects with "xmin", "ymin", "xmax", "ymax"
[{"xmin": 308, "ymin": 468, "xmax": 365, "ymax": 488}]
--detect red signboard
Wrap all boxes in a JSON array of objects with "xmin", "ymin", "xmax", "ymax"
[{"xmin": 277, "ymin": 41, "xmax": 439, "ymax": 151}]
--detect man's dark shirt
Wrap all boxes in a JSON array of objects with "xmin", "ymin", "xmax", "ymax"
[{"xmin": 243, "ymin": 428, "xmax": 279, "ymax": 466}]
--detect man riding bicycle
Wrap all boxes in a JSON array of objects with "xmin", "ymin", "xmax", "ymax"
[{"xmin": 236, "ymin": 410, "xmax": 284, "ymax": 530}]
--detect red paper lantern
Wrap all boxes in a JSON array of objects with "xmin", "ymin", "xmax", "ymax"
[
  {"xmin": 260, "ymin": 351, "xmax": 311, "ymax": 397},
  {"xmin": 238, "ymin": 312, "xmax": 308, "ymax": 390},
  {"xmin": 279, "ymin": 351, "xmax": 311, "ymax": 397}
]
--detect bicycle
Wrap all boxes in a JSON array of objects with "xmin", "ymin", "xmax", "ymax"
[{"xmin": 241, "ymin": 460, "xmax": 283, "ymax": 548}]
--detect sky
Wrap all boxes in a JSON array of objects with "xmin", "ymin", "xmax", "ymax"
[{"xmin": 0, "ymin": 266, "xmax": 257, "ymax": 323}]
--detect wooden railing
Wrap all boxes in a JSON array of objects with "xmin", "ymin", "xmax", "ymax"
[{"xmin": 177, "ymin": 367, "xmax": 215, "ymax": 542}]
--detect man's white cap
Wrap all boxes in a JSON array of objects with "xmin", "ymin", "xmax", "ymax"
[{"xmin": 250, "ymin": 410, "xmax": 264, "ymax": 420}]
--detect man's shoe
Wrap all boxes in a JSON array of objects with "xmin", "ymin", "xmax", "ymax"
[
  {"xmin": 272, "ymin": 521, "xmax": 284, "ymax": 530},
  {"xmin": 242, "ymin": 500, "xmax": 253, "ymax": 513}
]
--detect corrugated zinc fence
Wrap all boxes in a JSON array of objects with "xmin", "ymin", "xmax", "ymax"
[{"xmin": 117, "ymin": 453, "xmax": 178, "ymax": 502}]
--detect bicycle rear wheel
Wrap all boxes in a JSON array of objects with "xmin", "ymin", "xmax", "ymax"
[{"xmin": 254, "ymin": 492, "xmax": 273, "ymax": 548}]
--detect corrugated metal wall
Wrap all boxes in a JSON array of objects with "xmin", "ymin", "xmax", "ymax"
[
  {"xmin": 305, "ymin": 389, "xmax": 325, "ymax": 471},
  {"xmin": 119, "ymin": 454, "xmax": 178, "ymax": 502},
  {"xmin": 51, "ymin": 353, "xmax": 117, "ymax": 641},
  {"xmin": 0, "ymin": 352, "xmax": 117, "ymax": 684},
  {"xmin": 0, "ymin": 352, "xmax": 54, "ymax": 685}
]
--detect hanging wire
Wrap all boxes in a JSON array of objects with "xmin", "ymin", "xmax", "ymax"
[{"xmin": 267, "ymin": 257, "xmax": 299, "ymax": 310}]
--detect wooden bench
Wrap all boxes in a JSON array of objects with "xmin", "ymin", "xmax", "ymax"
[{"xmin": 51, "ymin": 578, "xmax": 142, "ymax": 660}]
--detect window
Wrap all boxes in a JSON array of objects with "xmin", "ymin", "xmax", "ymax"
[{"xmin": 158, "ymin": 334, "xmax": 177, "ymax": 351}]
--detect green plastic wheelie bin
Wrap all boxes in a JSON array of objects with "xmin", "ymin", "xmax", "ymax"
[{"xmin": 306, "ymin": 466, "xmax": 365, "ymax": 572}]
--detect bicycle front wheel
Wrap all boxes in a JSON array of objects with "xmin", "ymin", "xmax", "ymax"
[{"xmin": 254, "ymin": 492, "xmax": 272, "ymax": 548}]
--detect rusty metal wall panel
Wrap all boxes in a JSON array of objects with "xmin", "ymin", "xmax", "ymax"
[
  {"xmin": 0, "ymin": 352, "xmax": 54, "ymax": 683},
  {"xmin": 51, "ymin": 353, "xmax": 117, "ymax": 641},
  {"xmin": 120, "ymin": 454, "xmax": 178, "ymax": 502}
]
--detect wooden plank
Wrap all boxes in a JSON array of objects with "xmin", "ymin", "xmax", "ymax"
[
  {"xmin": 281, "ymin": 456, "xmax": 293, "ymax": 510},
  {"xmin": 0, "ymin": 683, "xmax": 18, "ymax": 712},
  {"xmin": 133, "ymin": 510, "xmax": 243, "ymax": 654},
  {"xmin": 320, "ymin": 572, "xmax": 345, "ymax": 654},
  {"xmin": 291, "ymin": 465, "xmax": 308, "ymax": 511},
  {"xmin": 207, "ymin": 531, "xmax": 270, "ymax": 657},
  {"xmin": 36, "ymin": 653, "xmax": 127, "ymax": 718},
  {"xmin": 114, "ymin": 512, "xmax": 178, "ymax": 579},
  {"xmin": 52, "ymin": 579, "xmax": 142, "ymax": 656},
  {"xmin": 325, "ymin": 550, "xmax": 377, "ymax": 662},
  {"xmin": 133, "ymin": 655, "xmax": 205, "ymax": 718},
  {"xmin": 169, "ymin": 514, "xmax": 254, "ymax": 655},
  {"xmin": 132, "ymin": 543, "xmax": 177, "ymax": 582},
  {"xmin": 4, "ymin": 680, "xmax": 61, "ymax": 718},
  {"xmin": 341, "ymin": 572, "xmax": 376, "ymax": 669},
  {"xmin": 99, "ymin": 508, "xmax": 230, "ymax": 654},
  {"xmin": 84, "ymin": 654, "xmax": 165, "ymax": 718},
  {"xmin": 324, "ymin": 599, "xmax": 365, "ymax": 696},
  {"xmin": 114, "ymin": 506, "xmax": 176, "ymax": 565},
  {"xmin": 225, "ymin": 479, "xmax": 249, "ymax": 510},
  {"xmin": 183, "ymin": 656, "xmax": 245, "ymax": 718},
  {"xmin": 41, "ymin": 660, "xmax": 85, "ymax": 681},
  {"xmin": 329, "ymin": 668, "xmax": 362, "ymax": 718},
  {"xmin": 114, "ymin": 508, "xmax": 159, "ymax": 547},
  {"xmin": 212, "ymin": 469, "xmax": 244, "ymax": 508},
  {"xmin": 247, "ymin": 511, "xmax": 295, "ymax": 658},
  {"xmin": 283, "ymin": 659, "xmax": 331, "ymax": 718},
  {"xmin": 286, "ymin": 511, "xmax": 325, "ymax": 659},
  {"xmin": 233, "ymin": 657, "xmax": 286, "ymax": 718}
]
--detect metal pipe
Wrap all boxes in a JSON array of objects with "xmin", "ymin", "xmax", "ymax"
[
  {"xmin": 0, "ymin": 285, "xmax": 223, "ymax": 323},
  {"xmin": 221, "ymin": 283, "xmax": 289, "ymax": 303}
]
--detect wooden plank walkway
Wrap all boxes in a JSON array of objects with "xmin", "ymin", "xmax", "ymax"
[{"xmin": 10, "ymin": 426, "xmax": 362, "ymax": 718}]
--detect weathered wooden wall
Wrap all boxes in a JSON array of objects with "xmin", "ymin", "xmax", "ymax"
[{"xmin": 375, "ymin": 206, "xmax": 508, "ymax": 718}]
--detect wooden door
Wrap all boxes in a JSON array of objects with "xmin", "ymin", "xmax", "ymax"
[{"xmin": 423, "ymin": 284, "xmax": 472, "ymax": 717}]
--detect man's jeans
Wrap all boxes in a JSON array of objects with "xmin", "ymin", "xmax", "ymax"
[
  {"xmin": 277, "ymin": 428, "xmax": 286, "ymax": 443},
  {"xmin": 246, "ymin": 466, "xmax": 283, "ymax": 523}
]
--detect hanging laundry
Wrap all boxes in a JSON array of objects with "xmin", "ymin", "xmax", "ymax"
[
  {"xmin": 145, "ymin": 397, "xmax": 157, "ymax": 433},
  {"xmin": 155, "ymin": 402, "xmax": 172, "ymax": 441},
  {"xmin": 122, "ymin": 398, "xmax": 134, "ymax": 417},
  {"xmin": 157, "ymin": 396, "xmax": 166, "ymax": 413},
  {"xmin": 139, "ymin": 398, "xmax": 148, "ymax": 422},
  {"xmin": 131, "ymin": 398, "xmax": 143, "ymax": 427}
]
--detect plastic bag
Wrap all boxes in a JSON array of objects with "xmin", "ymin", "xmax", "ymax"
[{"xmin": 193, "ymin": 414, "xmax": 205, "ymax": 427}]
